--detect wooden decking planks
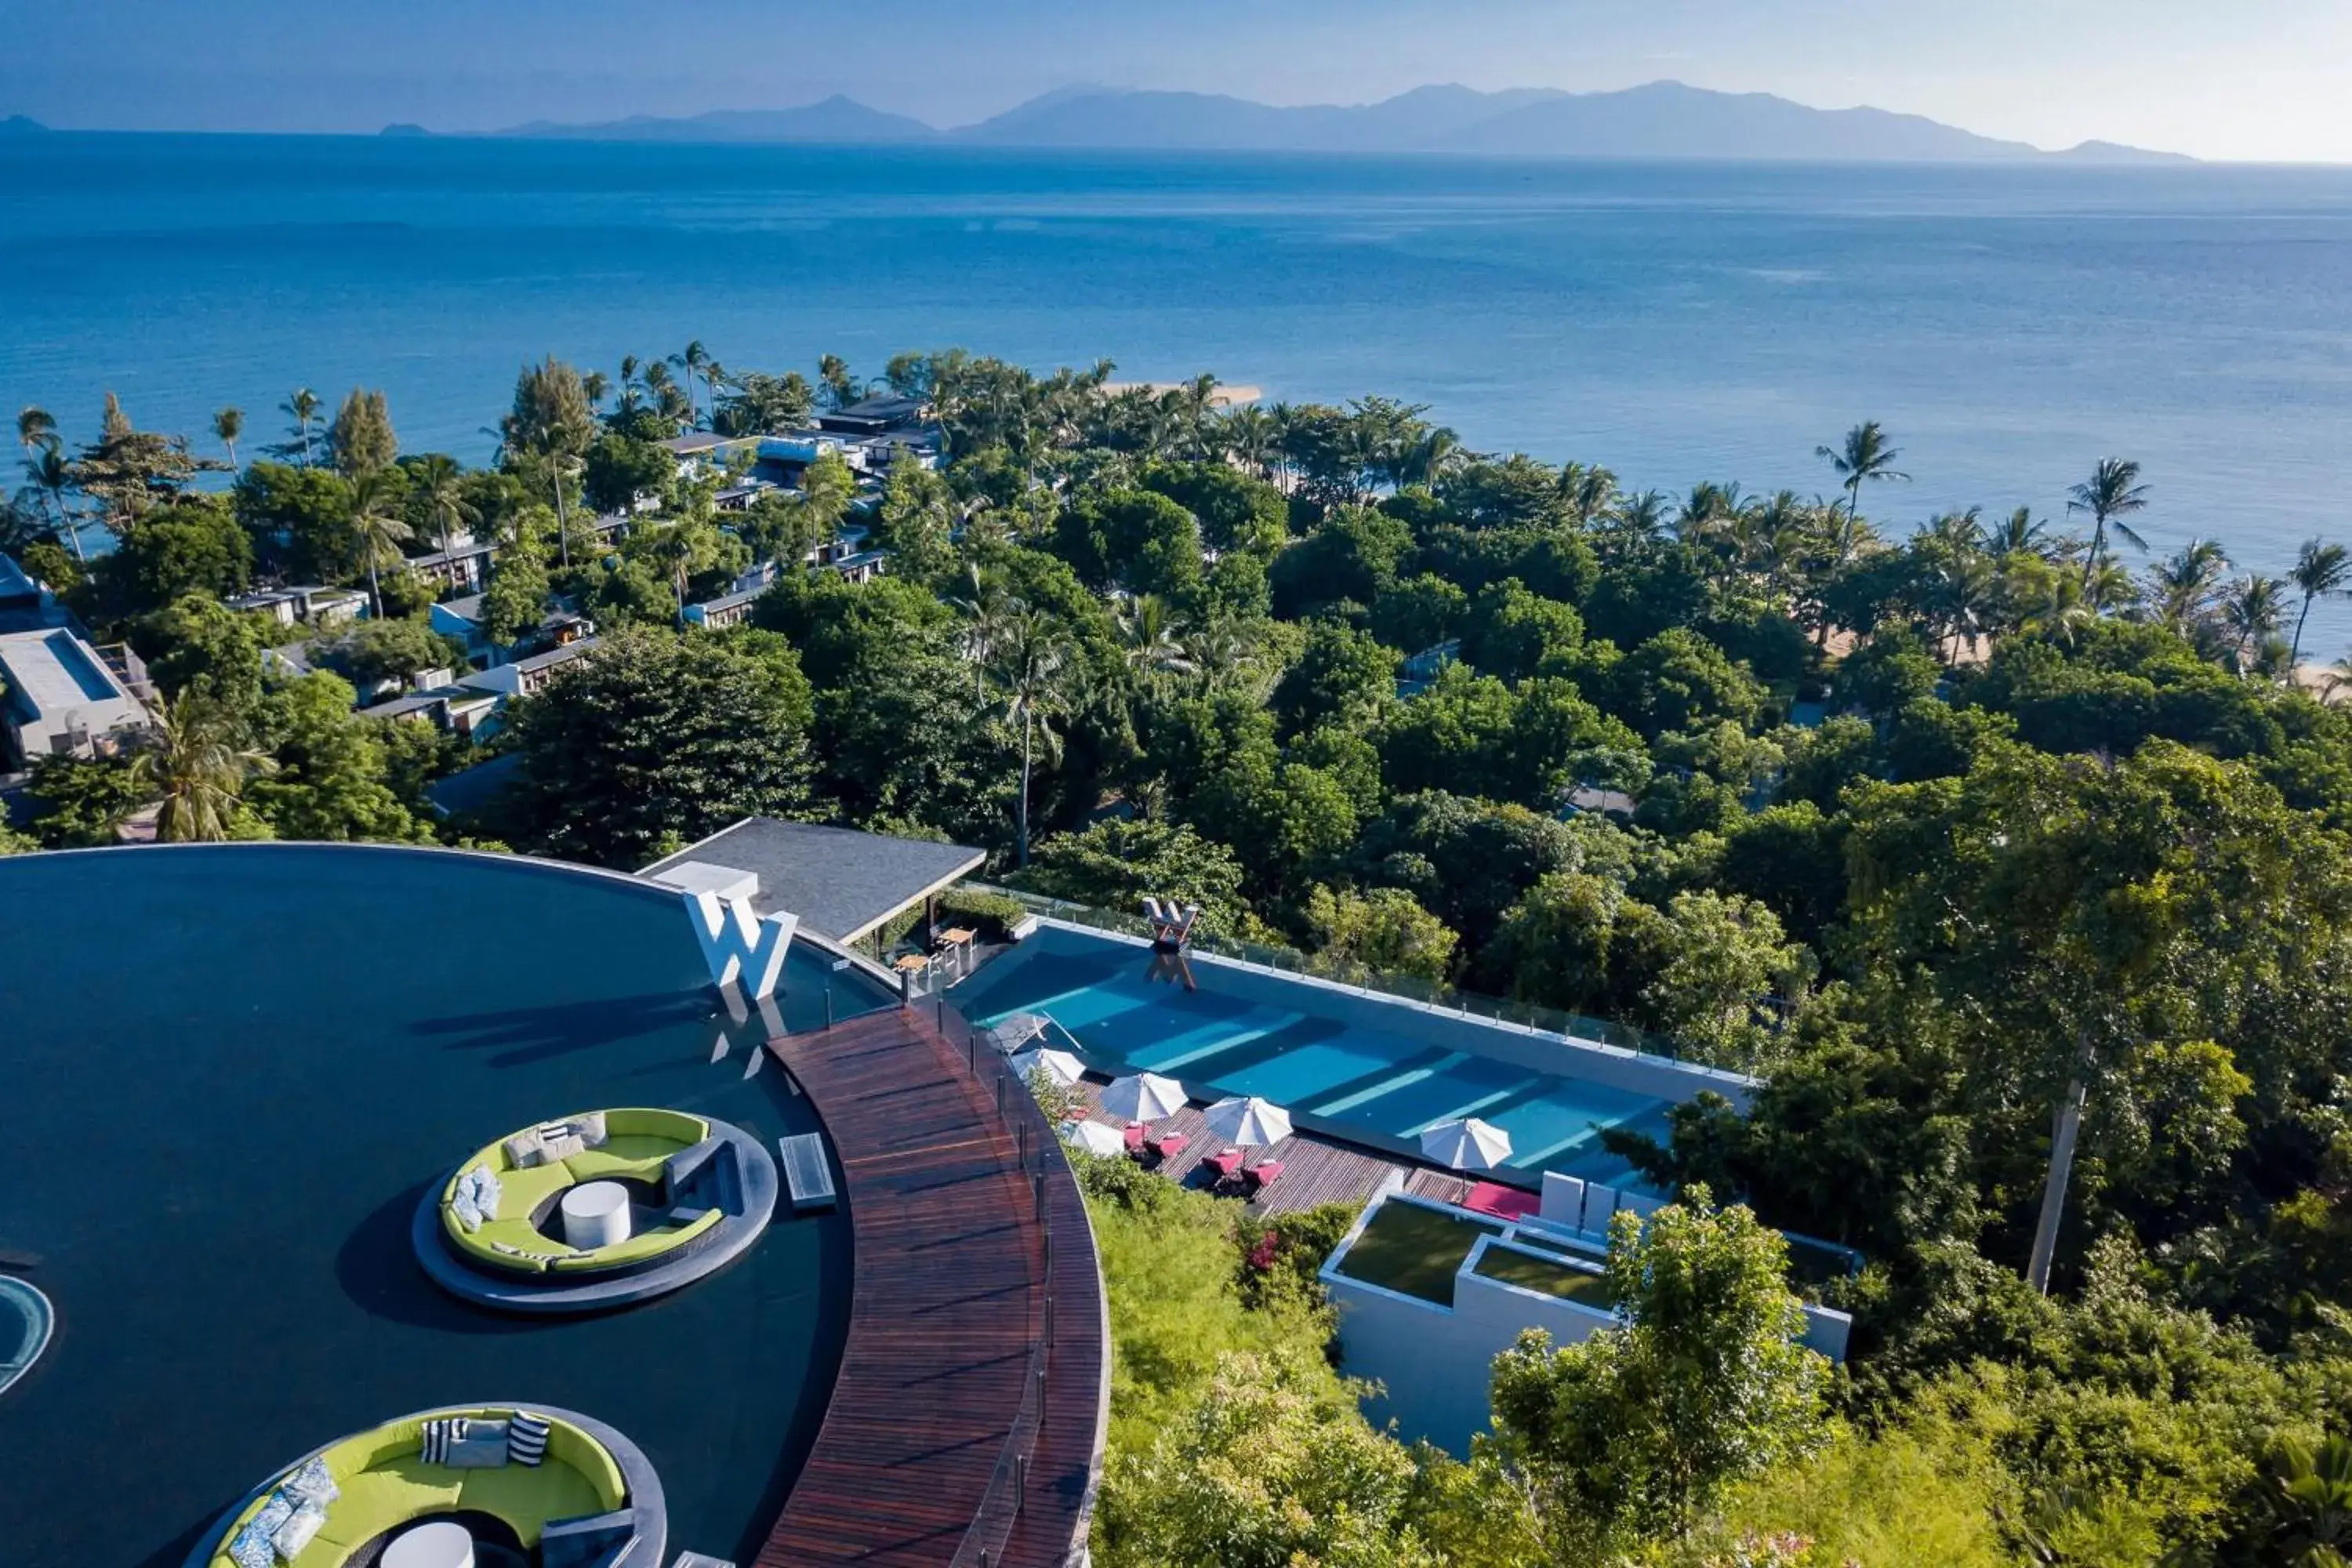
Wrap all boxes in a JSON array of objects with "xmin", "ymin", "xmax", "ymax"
[{"xmin": 759, "ymin": 1006, "xmax": 1101, "ymax": 1567}]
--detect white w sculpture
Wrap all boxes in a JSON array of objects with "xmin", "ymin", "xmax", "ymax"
[{"xmin": 682, "ymin": 889, "xmax": 798, "ymax": 1001}]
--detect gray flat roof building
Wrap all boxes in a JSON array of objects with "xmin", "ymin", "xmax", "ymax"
[{"xmin": 641, "ymin": 816, "xmax": 985, "ymax": 944}]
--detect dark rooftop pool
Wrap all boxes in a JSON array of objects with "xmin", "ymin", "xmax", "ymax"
[{"xmin": 0, "ymin": 844, "xmax": 887, "ymax": 1567}]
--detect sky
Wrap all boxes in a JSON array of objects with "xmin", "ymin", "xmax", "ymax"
[{"xmin": 3, "ymin": 0, "xmax": 2350, "ymax": 162}]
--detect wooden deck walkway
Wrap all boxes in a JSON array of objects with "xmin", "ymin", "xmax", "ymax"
[{"xmin": 760, "ymin": 1006, "xmax": 1103, "ymax": 1567}]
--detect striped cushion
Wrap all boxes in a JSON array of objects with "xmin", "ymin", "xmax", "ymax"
[
  {"xmin": 422, "ymin": 1417, "xmax": 468, "ymax": 1464},
  {"xmin": 507, "ymin": 1410, "xmax": 550, "ymax": 1467}
]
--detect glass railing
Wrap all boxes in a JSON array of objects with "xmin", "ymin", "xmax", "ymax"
[
  {"xmin": 961, "ymin": 882, "xmax": 1762, "ymax": 1077},
  {"xmin": 918, "ymin": 993, "xmax": 1079, "ymax": 1568}
]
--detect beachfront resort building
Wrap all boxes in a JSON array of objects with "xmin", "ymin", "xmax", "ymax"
[
  {"xmin": 0, "ymin": 625, "xmax": 152, "ymax": 767},
  {"xmin": 0, "ymin": 840, "xmax": 1106, "ymax": 1566}
]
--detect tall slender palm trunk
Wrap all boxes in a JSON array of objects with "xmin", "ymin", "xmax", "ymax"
[
  {"xmin": 2027, "ymin": 1072, "xmax": 2090, "ymax": 1294},
  {"xmin": 1017, "ymin": 711, "xmax": 1035, "ymax": 866}
]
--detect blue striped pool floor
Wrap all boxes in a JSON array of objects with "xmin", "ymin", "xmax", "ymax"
[{"xmin": 954, "ymin": 946, "xmax": 1671, "ymax": 1188}]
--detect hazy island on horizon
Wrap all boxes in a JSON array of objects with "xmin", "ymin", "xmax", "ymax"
[{"xmin": 468, "ymin": 81, "xmax": 2194, "ymax": 164}]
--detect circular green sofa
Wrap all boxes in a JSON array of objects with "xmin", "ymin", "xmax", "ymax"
[
  {"xmin": 413, "ymin": 1107, "xmax": 781, "ymax": 1314},
  {"xmin": 191, "ymin": 1403, "xmax": 664, "ymax": 1568},
  {"xmin": 438, "ymin": 1108, "xmax": 720, "ymax": 1279}
]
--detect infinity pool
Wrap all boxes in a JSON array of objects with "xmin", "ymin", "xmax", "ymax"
[
  {"xmin": 0, "ymin": 844, "xmax": 890, "ymax": 1568},
  {"xmin": 952, "ymin": 931, "xmax": 1682, "ymax": 1188}
]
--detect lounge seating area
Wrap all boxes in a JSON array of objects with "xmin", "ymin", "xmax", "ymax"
[
  {"xmin": 414, "ymin": 1108, "xmax": 781, "ymax": 1314},
  {"xmin": 196, "ymin": 1404, "xmax": 663, "ymax": 1568},
  {"xmin": 437, "ymin": 1109, "xmax": 729, "ymax": 1280}
]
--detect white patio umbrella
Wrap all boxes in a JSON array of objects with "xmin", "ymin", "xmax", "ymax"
[
  {"xmin": 986, "ymin": 1012, "xmax": 1051, "ymax": 1054},
  {"xmin": 1010, "ymin": 1045, "xmax": 1087, "ymax": 1087},
  {"xmin": 1203, "ymin": 1095, "xmax": 1292, "ymax": 1147},
  {"xmin": 1060, "ymin": 1119, "xmax": 1127, "ymax": 1158},
  {"xmin": 1100, "ymin": 1071, "xmax": 1186, "ymax": 1123},
  {"xmin": 1421, "ymin": 1117, "xmax": 1513, "ymax": 1171}
]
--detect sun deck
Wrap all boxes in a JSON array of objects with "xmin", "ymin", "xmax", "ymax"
[{"xmin": 760, "ymin": 1004, "xmax": 1103, "ymax": 1567}]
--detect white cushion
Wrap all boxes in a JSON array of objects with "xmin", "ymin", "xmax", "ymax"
[
  {"xmin": 573, "ymin": 1111, "xmax": 608, "ymax": 1149},
  {"xmin": 281, "ymin": 1457, "xmax": 339, "ymax": 1509},
  {"xmin": 450, "ymin": 1189, "xmax": 483, "ymax": 1232},
  {"xmin": 503, "ymin": 1129, "xmax": 547, "ymax": 1167},
  {"xmin": 272, "ymin": 1502, "xmax": 327, "ymax": 1559}
]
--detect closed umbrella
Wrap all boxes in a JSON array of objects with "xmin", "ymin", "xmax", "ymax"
[
  {"xmin": 1203, "ymin": 1095, "xmax": 1292, "ymax": 1147},
  {"xmin": 1011, "ymin": 1045, "xmax": 1086, "ymax": 1087},
  {"xmin": 1101, "ymin": 1072, "xmax": 1186, "ymax": 1123},
  {"xmin": 1421, "ymin": 1117, "xmax": 1512, "ymax": 1171},
  {"xmin": 1061, "ymin": 1120, "xmax": 1127, "ymax": 1158}
]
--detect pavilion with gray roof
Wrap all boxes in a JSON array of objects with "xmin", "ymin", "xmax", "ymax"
[{"xmin": 641, "ymin": 816, "xmax": 986, "ymax": 946}]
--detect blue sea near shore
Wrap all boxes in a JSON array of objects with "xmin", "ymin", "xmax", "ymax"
[{"xmin": 5, "ymin": 133, "xmax": 2352, "ymax": 640}]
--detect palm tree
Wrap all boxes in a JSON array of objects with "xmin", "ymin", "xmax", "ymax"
[
  {"xmin": 1556, "ymin": 462, "xmax": 1618, "ymax": 528},
  {"xmin": 946, "ymin": 563, "xmax": 1014, "ymax": 700},
  {"xmin": 994, "ymin": 608, "xmax": 1074, "ymax": 866},
  {"xmin": 2067, "ymin": 458, "xmax": 2152, "ymax": 593},
  {"xmin": 2288, "ymin": 538, "xmax": 2351, "ymax": 666},
  {"xmin": 211, "ymin": 407, "xmax": 244, "ymax": 470},
  {"xmin": 281, "ymin": 388, "xmax": 321, "ymax": 466},
  {"xmin": 16, "ymin": 405, "xmax": 56, "ymax": 457},
  {"xmin": 347, "ymin": 469, "xmax": 414, "ymax": 619},
  {"xmin": 1816, "ymin": 420, "xmax": 1908, "ymax": 528},
  {"xmin": 1980, "ymin": 505, "xmax": 2053, "ymax": 561},
  {"xmin": 616, "ymin": 354, "xmax": 643, "ymax": 416},
  {"xmin": 2219, "ymin": 573, "xmax": 2286, "ymax": 674},
  {"xmin": 1116, "ymin": 593, "xmax": 1194, "ymax": 688},
  {"xmin": 670, "ymin": 341, "xmax": 713, "ymax": 430},
  {"xmin": 2143, "ymin": 538, "xmax": 2229, "ymax": 639},
  {"xmin": 412, "ymin": 452, "xmax": 477, "ymax": 558},
  {"xmin": 130, "ymin": 694, "xmax": 274, "ymax": 844},
  {"xmin": 22, "ymin": 441, "xmax": 81, "ymax": 563},
  {"xmin": 2322, "ymin": 654, "xmax": 2352, "ymax": 706}
]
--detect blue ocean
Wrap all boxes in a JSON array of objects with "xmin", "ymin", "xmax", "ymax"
[{"xmin": 5, "ymin": 134, "xmax": 2352, "ymax": 637}]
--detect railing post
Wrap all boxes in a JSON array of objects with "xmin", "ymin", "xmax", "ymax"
[
  {"xmin": 936, "ymin": 994, "xmax": 945, "ymax": 1031},
  {"xmin": 824, "ymin": 985, "xmax": 833, "ymax": 1030},
  {"xmin": 1014, "ymin": 1454, "xmax": 1028, "ymax": 1517}
]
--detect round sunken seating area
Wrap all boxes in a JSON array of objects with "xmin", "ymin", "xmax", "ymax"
[
  {"xmin": 188, "ymin": 1403, "xmax": 666, "ymax": 1568},
  {"xmin": 415, "ymin": 1109, "xmax": 779, "ymax": 1314}
]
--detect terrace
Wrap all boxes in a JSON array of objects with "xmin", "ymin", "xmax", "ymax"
[{"xmin": 0, "ymin": 843, "xmax": 1102, "ymax": 1567}]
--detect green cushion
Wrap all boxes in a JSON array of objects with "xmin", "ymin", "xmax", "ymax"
[
  {"xmin": 455, "ymin": 1459, "xmax": 605, "ymax": 1544},
  {"xmin": 604, "ymin": 1107, "xmax": 708, "ymax": 1144},
  {"xmin": 544, "ymin": 1418, "xmax": 630, "ymax": 1509},
  {"xmin": 547, "ymin": 1208, "xmax": 721, "ymax": 1274},
  {"xmin": 492, "ymin": 1162, "xmax": 576, "ymax": 1221},
  {"xmin": 319, "ymin": 1457, "xmax": 465, "ymax": 1551}
]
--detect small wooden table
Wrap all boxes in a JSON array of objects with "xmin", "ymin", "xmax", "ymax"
[
  {"xmin": 937, "ymin": 927, "xmax": 977, "ymax": 979},
  {"xmin": 892, "ymin": 953, "xmax": 931, "ymax": 975}
]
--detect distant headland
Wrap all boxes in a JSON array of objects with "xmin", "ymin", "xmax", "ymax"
[{"xmin": 477, "ymin": 82, "xmax": 2194, "ymax": 165}]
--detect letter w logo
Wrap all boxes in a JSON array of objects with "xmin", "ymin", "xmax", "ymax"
[{"xmin": 682, "ymin": 891, "xmax": 798, "ymax": 1001}]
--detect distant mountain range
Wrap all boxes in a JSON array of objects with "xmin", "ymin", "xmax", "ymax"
[
  {"xmin": 0, "ymin": 114, "xmax": 47, "ymax": 136},
  {"xmin": 476, "ymin": 82, "xmax": 2192, "ymax": 164}
]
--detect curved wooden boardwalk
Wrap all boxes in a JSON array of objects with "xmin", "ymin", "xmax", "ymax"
[{"xmin": 760, "ymin": 1005, "xmax": 1104, "ymax": 1567}]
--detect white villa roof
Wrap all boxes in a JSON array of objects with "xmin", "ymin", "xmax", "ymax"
[{"xmin": 0, "ymin": 629, "xmax": 147, "ymax": 738}]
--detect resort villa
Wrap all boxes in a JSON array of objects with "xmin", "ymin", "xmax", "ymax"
[
  {"xmin": 0, "ymin": 841, "xmax": 1106, "ymax": 1568},
  {"xmin": 0, "ymin": 624, "xmax": 153, "ymax": 767}
]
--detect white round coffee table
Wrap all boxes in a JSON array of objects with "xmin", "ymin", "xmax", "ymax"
[
  {"xmin": 383, "ymin": 1519, "xmax": 474, "ymax": 1568},
  {"xmin": 560, "ymin": 1180, "xmax": 632, "ymax": 1249}
]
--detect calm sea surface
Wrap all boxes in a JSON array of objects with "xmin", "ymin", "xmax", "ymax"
[{"xmin": 5, "ymin": 134, "xmax": 2351, "ymax": 637}]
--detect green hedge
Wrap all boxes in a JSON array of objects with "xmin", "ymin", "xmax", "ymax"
[{"xmin": 939, "ymin": 887, "xmax": 1031, "ymax": 942}]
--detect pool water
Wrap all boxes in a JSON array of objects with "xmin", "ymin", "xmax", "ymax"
[
  {"xmin": 0, "ymin": 844, "xmax": 891, "ymax": 1568},
  {"xmin": 954, "ymin": 941, "xmax": 1675, "ymax": 1187}
]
